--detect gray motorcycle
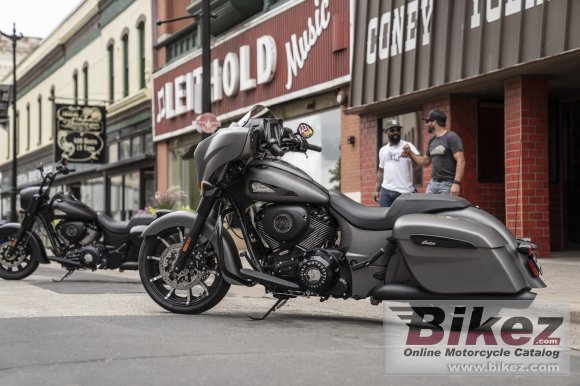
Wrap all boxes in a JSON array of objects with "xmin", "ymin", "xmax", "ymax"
[
  {"xmin": 0, "ymin": 160, "xmax": 154, "ymax": 281},
  {"xmin": 137, "ymin": 105, "xmax": 545, "ymax": 318}
]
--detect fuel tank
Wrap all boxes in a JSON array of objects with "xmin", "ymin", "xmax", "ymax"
[
  {"xmin": 243, "ymin": 159, "xmax": 328, "ymax": 204},
  {"xmin": 51, "ymin": 192, "xmax": 97, "ymax": 221}
]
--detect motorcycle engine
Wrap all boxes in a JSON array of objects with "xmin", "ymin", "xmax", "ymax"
[
  {"xmin": 56, "ymin": 221, "xmax": 100, "ymax": 245},
  {"xmin": 253, "ymin": 204, "xmax": 348, "ymax": 296},
  {"xmin": 63, "ymin": 244, "xmax": 106, "ymax": 269},
  {"xmin": 254, "ymin": 204, "xmax": 338, "ymax": 251},
  {"xmin": 296, "ymin": 249, "xmax": 339, "ymax": 293}
]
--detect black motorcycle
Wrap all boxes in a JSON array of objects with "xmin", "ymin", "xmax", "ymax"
[
  {"xmin": 0, "ymin": 160, "xmax": 154, "ymax": 281},
  {"xmin": 138, "ymin": 105, "xmax": 545, "ymax": 319}
]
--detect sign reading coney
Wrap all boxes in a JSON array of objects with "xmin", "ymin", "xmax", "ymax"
[{"xmin": 153, "ymin": 0, "xmax": 349, "ymax": 138}]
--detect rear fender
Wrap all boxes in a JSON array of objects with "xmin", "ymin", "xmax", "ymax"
[
  {"xmin": 0, "ymin": 222, "xmax": 49, "ymax": 264},
  {"xmin": 141, "ymin": 211, "xmax": 250, "ymax": 286}
]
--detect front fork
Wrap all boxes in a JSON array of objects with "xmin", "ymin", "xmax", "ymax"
[
  {"xmin": 171, "ymin": 194, "xmax": 219, "ymax": 273},
  {"xmin": 6, "ymin": 204, "xmax": 36, "ymax": 257}
]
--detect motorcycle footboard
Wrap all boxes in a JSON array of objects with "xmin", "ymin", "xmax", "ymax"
[{"xmin": 371, "ymin": 284, "xmax": 536, "ymax": 308}]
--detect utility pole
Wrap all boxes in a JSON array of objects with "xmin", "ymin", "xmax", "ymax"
[
  {"xmin": 0, "ymin": 23, "xmax": 23, "ymax": 222},
  {"xmin": 201, "ymin": 0, "xmax": 211, "ymax": 115},
  {"xmin": 156, "ymin": 0, "xmax": 213, "ymax": 115}
]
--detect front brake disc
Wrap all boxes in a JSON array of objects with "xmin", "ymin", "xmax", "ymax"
[
  {"xmin": 158, "ymin": 243, "xmax": 203, "ymax": 290},
  {"xmin": 0, "ymin": 241, "xmax": 27, "ymax": 268}
]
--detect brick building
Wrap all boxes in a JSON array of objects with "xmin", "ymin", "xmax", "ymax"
[
  {"xmin": 345, "ymin": 0, "xmax": 580, "ymax": 256},
  {"xmin": 152, "ymin": 0, "xmax": 351, "ymax": 208}
]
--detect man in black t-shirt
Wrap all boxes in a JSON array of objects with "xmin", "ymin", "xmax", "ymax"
[{"xmin": 401, "ymin": 109, "xmax": 465, "ymax": 196}]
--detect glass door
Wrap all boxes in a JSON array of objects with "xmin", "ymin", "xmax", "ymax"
[{"xmin": 565, "ymin": 105, "xmax": 580, "ymax": 249}]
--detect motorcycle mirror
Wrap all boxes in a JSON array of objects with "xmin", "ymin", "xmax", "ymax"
[
  {"xmin": 37, "ymin": 162, "xmax": 44, "ymax": 172},
  {"xmin": 297, "ymin": 123, "xmax": 314, "ymax": 139}
]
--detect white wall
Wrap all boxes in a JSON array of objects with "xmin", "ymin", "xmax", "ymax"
[{"xmin": 0, "ymin": 0, "xmax": 153, "ymax": 164}]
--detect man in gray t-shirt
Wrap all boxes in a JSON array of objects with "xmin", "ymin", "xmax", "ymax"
[{"xmin": 401, "ymin": 109, "xmax": 465, "ymax": 196}]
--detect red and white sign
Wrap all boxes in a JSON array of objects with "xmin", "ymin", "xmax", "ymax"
[
  {"xmin": 196, "ymin": 113, "xmax": 220, "ymax": 134},
  {"xmin": 153, "ymin": 0, "xmax": 350, "ymax": 139}
]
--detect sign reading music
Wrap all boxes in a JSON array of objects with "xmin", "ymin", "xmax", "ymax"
[{"xmin": 153, "ymin": 0, "xmax": 345, "ymax": 135}]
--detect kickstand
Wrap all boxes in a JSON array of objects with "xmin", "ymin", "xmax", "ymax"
[
  {"xmin": 52, "ymin": 269, "xmax": 75, "ymax": 283},
  {"xmin": 247, "ymin": 297, "xmax": 288, "ymax": 321}
]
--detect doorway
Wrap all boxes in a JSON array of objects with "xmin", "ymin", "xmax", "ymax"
[{"xmin": 565, "ymin": 105, "xmax": 580, "ymax": 249}]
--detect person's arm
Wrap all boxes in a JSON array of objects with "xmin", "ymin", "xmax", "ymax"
[
  {"xmin": 403, "ymin": 145, "xmax": 431, "ymax": 167},
  {"xmin": 372, "ymin": 168, "xmax": 384, "ymax": 202},
  {"xmin": 450, "ymin": 151, "xmax": 465, "ymax": 196}
]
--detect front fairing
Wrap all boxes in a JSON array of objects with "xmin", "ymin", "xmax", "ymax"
[{"xmin": 194, "ymin": 127, "xmax": 254, "ymax": 185}]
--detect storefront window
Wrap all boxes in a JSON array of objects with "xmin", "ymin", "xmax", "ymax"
[
  {"xmin": 143, "ymin": 169, "xmax": 155, "ymax": 207},
  {"xmin": 81, "ymin": 177, "xmax": 104, "ymax": 213},
  {"xmin": 109, "ymin": 172, "xmax": 141, "ymax": 220},
  {"xmin": 1, "ymin": 195, "xmax": 10, "ymax": 220},
  {"xmin": 131, "ymin": 135, "xmax": 142, "ymax": 157},
  {"xmin": 282, "ymin": 109, "xmax": 341, "ymax": 190},
  {"xmin": 110, "ymin": 175, "xmax": 123, "ymax": 220},
  {"xmin": 169, "ymin": 151, "xmax": 200, "ymax": 210},
  {"xmin": 379, "ymin": 111, "xmax": 423, "ymax": 187},
  {"xmin": 109, "ymin": 142, "xmax": 118, "ymax": 163},
  {"xmin": 119, "ymin": 139, "xmax": 131, "ymax": 160},
  {"xmin": 144, "ymin": 133, "xmax": 153, "ymax": 154},
  {"xmin": 124, "ymin": 172, "xmax": 140, "ymax": 219}
]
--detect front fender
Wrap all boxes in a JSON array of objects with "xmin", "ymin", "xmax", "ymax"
[
  {"xmin": 0, "ymin": 223, "xmax": 49, "ymax": 264},
  {"xmin": 141, "ymin": 211, "xmax": 251, "ymax": 286}
]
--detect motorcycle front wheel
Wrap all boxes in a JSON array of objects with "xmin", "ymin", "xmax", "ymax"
[
  {"xmin": 138, "ymin": 227, "xmax": 230, "ymax": 314},
  {"xmin": 0, "ymin": 232, "xmax": 40, "ymax": 280}
]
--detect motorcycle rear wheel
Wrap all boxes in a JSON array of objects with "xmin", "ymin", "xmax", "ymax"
[
  {"xmin": 138, "ymin": 227, "xmax": 230, "ymax": 314},
  {"xmin": 0, "ymin": 233, "xmax": 40, "ymax": 280}
]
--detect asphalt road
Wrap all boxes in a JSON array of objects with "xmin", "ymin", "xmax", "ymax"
[{"xmin": 0, "ymin": 264, "xmax": 578, "ymax": 386}]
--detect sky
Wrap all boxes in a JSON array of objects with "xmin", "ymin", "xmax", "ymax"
[{"xmin": 0, "ymin": 0, "xmax": 84, "ymax": 39}]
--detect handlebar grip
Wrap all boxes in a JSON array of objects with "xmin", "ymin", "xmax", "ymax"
[
  {"xmin": 68, "ymin": 168, "xmax": 76, "ymax": 173},
  {"xmin": 269, "ymin": 143, "xmax": 285, "ymax": 157},
  {"xmin": 307, "ymin": 143, "xmax": 322, "ymax": 152}
]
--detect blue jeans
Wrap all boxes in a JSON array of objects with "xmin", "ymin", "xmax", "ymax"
[
  {"xmin": 379, "ymin": 188, "xmax": 401, "ymax": 207},
  {"xmin": 426, "ymin": 179, "xmax": 453, "ymax": 194}
]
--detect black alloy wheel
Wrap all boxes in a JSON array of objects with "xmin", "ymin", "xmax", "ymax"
[
  {"xmin": 0, "ymin": 234, "xmax": 40, "ymax": 280},
  {"xmin": 138, "ymin": 227, "xmax": 230, "ymax": 314}
]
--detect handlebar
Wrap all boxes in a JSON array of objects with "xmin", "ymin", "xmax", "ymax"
[
  {"xmin": 306, "ymin": 143, "xmax": 322, "ymax": 152},
  {"xmin": 269, "ymin": 142, "xmax": 285, "ymax": 157},
  {"xmin": 253, "ymin": 123, "xmax": 322, "ymax": 156},
  {"xmin": 37, "ymin": 160, "xmax": 76, "ymax": 194}
]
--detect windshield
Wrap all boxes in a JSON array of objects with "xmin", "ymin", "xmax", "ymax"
[{"xmin": 237, "ymin": 105, "xmax": 276, "ymax": 127}]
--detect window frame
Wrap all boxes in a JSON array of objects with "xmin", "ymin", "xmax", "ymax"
[
  {"xmin": 82, "ymin": 63, "xmax": 89, "ymax": 105},
  {"xmin": 138, "ymin": 21, "xmax": 146, "ymax": 89},
  {"xmin": 122, "ymin": 33, "xmax": 129, "ymax": 97},
  {"xmin": 73, "ymin": 70, "xmax": 78, "ymax": 105},
  {"xmin": 107, "ymin": 41, "xmax": 115, "ymax": 103},
  {"xmin": 37, "ymin": 94, "xmax": 42, "ymax": 145}
]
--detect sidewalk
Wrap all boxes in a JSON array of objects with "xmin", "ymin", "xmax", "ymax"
[{"xmin": 535, "ymin": 253, "xmax": 580, "ymax": 326}]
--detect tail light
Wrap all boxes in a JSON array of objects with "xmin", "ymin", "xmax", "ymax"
[{"xmin": 517, "ymin": 238, "xmax": 542, "ymax": 277}]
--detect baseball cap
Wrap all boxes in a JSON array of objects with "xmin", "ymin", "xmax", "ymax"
[
  {"xmin": 384, "ymin": 119, "xmax": 402, "ymax": 131},
  {"xmin": 423, "ymin": 109, "xmax": 446, "ymax": 125}
]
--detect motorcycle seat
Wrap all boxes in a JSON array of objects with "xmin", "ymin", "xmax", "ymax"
[
  {"xmin": 97, "ymin": 213, "xmax": 155, "ymax": 234},
  {"xmin": 328, "ymin": 192, "xmax": 470, "ymax": 231},
  {"xmin": 97, "ymin": 213, "xmax": 130, "ymax": 234}
]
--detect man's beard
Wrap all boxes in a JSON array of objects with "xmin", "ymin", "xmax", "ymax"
[
  {"xmin": 389, "ymin": 135, "xmax": 401, "ymax": 144},
  {"xmin": 428, "ymin": 126, "xmax": 435, "ymax": 133}
]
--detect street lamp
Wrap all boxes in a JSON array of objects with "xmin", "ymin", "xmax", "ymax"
[{"xmin": 0, "ymin": 23, "xmax": 23, "ymax": 222}]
